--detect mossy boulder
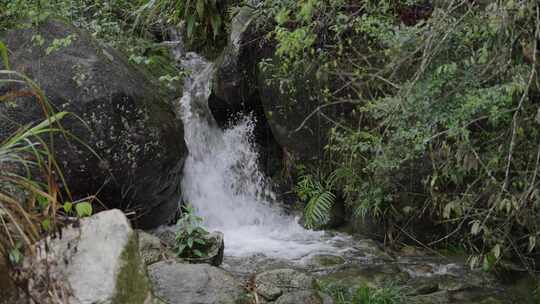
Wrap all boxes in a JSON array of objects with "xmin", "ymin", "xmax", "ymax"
[
  {"xmin": 0, "ymin": 19, "xmax": 186, "ymax": 227},
  {"xmin": 22, "ymin": 209, "xmax": 154, "ymax": 304}
]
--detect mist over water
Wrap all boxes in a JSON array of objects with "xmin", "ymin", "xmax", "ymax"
[{"xmin": 177, "ymin": 53, "xmax": 335, "ymax": 259}]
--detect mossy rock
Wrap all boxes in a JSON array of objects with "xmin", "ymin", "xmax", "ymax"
[{"xmin": 0, "ymin": 18, "xmax": 187, "ymax": 228}]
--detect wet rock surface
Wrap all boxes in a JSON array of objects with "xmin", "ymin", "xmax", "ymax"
[
  {"xmin": 255, "ymin": 268, "xmax": 315, "ymax": 301},
  {"xmin": 275, "ymin": 290, "xmax": 334, "ymax": 304},
  {"xmin": 148, "ymin": 261, "xmax": 244, "ymax": 304},
  {"xmin": 219, "ymin": 235, "xmax": 532, "ymax": 304}
]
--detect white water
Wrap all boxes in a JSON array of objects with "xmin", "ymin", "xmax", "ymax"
[{"xmin": 177, "ymin": 53, "xmax": 337, "ymax": 259}]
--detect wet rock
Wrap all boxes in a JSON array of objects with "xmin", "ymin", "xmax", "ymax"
[
  {"xmin": 275, "ymin": 290, "xmax": 334, "ymax": 304},
  {"xmin": 23, "ymin": 210, "xmax": 153, "ymax": 304},
  {"xmin": 213, "ymin": 6, "xmax": 257, "ymax": 109},
  {"xmin": 319, "ymin": 264, "xmax": 409, "ymax": 290},
  {"xmin": 308, "ymin": 254, "xmax": 345, "ymax": 267},
  {"xmin": 475, "ymin": 298, "xmax": 505, "ymax": 304},
  {"xmin": 0, "ymin": 19, "xmax": 186, "ymax": 228},
  {"xmin": 349, "ymin": 216, "xmax": 386, "ymax": 241},
  {"xmin": 148, "ymin": 261, "xmax": 245, "ymax": 304},
  {"xmin": 255, "ymin": 268, "xmax": 315, "ymax": 301},
  {"xmin": 138, "ymin": 230, "xmax": 173, "ymax": 265},
  {"xmin": 354, "ymin": 239, "xmax": 393, "ymax": 261},
  {"xmin": 408, "ymin": 282, "xmax": 439, "ymax": 296},
  {"xmin": 411, "ymin": 290, "xmax": 451, "ymax": 304}
]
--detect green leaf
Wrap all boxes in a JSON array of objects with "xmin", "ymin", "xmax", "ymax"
[
  {"xmin": 8, "ymin": 245, "xmax": 23, "ymax": 265},
  {"xmin": 193, "ymin": 249, "xmax": 204, "ymax": 257},
  {"xmin": 196, "ymin": 0, "xmax": 205, "ymax": 18},
  {"xmin": 41, "ymin": 218, "xmax": 51, "ymax": 231},
  {"xmin": 177, "ymin": 244, "xmax": 187, "ymax": 255},
  {"xmin": 483, "ymin": 253, "xmax": 496, "ymax": 271},
  {"xmin": 186, "ymin": 15, "xmax": 196, "ymax": 39},
  {"xmin": 0, "ymin": 41, "xmax": 10, "ymax": 70},
  {"xmin": 194, "ymin": 238, "xmax": 206, "ymax": 245},
  {"xmin": 75, "ymin": 202, "xmax": 92, "ymax": 218},
  {"xmin": 37, "ymin": 195, "xmax": 49, "ymax": 209},
  {"xmin": 210, "ymin": 14, "xmax": 221, "ymax": 38},
  {"xmin": 187, "ymin": 238, "xmax": 193, "ymax": 248},
  {"xmin": 63, "ymin": 202, "xmax": 73, "ymax": 213}
]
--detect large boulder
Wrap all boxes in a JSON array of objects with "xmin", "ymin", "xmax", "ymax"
[
  {"xmin": 148, "ymin": 261, "xmax": 245, "ymax": 304},
  {"xmin": 22, "ymin": 210, "xmax": 153, "ymax": 304},
  {"xmin": 0, "ymin": 19, "xmax": 186, "ymax": 227},
  {"xmin": 212, "ymin": 6, "xmax": 258, "ymax": 110},
  {"xmin": 210, "ymin": 4, "xmax": 353, "ymax": 164}
]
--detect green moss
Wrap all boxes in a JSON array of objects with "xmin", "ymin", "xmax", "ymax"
[{"xmin": 112, "ymin": 233, "xmax": 153, "ymax": 304}]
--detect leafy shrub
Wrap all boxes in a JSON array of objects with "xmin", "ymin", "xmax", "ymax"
[
  {"xmin": 174, "ymin": 204, "xmax": 209, "ymax": 258},
  {"xmin": 136, "ymin": 0, "xmax": 224, "ymax": 41},
  {"xmin": 295, "ymin": 169, "xmax": 336, "ymax": 229},
  {"xmin": 258, "ymin": 0, "xmax": 540, "ymax": 269}
]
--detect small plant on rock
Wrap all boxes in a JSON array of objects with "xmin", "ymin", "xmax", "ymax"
[{"xmin": 174, "ymin": 204, "xmax": 209, "ymax": 258}]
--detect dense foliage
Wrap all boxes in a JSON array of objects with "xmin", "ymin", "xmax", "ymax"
[
  {"xmin": 257, "ymin": 0, "xmax": 540, "ymax": 270},
  {"xmin": 2, "ymin": 0, "xmax": 540, "ymax": 275}
]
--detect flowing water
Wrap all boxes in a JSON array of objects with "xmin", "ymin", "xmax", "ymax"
[
  {"xmin": 176, "ymin": 52, "xmax": 340, "ymax": 259},
  {"xmin": 165, "ymin": 46, "xmax": 537, "ymax": 304}
]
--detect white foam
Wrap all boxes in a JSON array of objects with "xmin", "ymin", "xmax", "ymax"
[{"xmin": 178, "ymin": 53, "xmax": 338, "ymax": 259}]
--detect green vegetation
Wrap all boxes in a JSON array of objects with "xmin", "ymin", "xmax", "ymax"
[
  {"xmin": 0, "ymin": 44, "xmax": 70, "ymax": 262},
  {"xmin": 318, "ymin": 280, "xmax": 405, "ymax": 304},
  {"xmin": 257, "ymin": 0, "xmax": 540, "ymax": 270},
  {"xmin": 174, "ymin": 204, "xmax": 209, "ymax": 258},
  {"xmin": 136, "ymin": 0, "xmax": 224, "ymax": 41},
  {"xmin": 112, "ymin": 233, "xmax": 152, "ymax": 304},
  {"xmin": 295, "ymin": 168, "xmax": 337, "ymax": 229}
]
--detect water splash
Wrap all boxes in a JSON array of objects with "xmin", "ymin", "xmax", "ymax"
[{"xmin": 177, "ymin": 53, "xmax": 335, "ymax": 258}]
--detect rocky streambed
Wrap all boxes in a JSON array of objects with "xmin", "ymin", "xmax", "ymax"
[{"xmin": 5, "ymin": 209, "xmax": 534, "ymax": 304}]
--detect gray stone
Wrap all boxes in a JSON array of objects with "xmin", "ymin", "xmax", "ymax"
[
  {"xmin": 23, "ymin": 210, "xmax": 152, "ymax": 304},
  {"xmin": 255, "ymin": 268, "xmax": 315, "ymax": 301},
  {"xmin": 138, "ymin": 230, "xmax": 171, "ymax": 265},
  {"xmin": 148, "ymin": 261, "xmax": 244, "ymax": 304},
  {"xmin": 275, "ymin": 290, "xmax": 333, "ymax": 304},
  {"xmin": 308, "ymin": 254, "xmax": 345, "ymax": 267},
  {"xmin": 0, "ymin": 18, "xmax": 186, "ymax": 228},
  {"xmin": 213, "ymin": 6, "xmax": 257, "ymax": 108}
]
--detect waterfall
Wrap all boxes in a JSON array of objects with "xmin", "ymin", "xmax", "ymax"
[{"xmin": 177, "ymin": 53, "xmax": 333, "ymax": 258}]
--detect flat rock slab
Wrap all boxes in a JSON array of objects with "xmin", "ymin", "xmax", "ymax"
[
  {"xmin": 255, "ymin": 268, "xmax": 315, "ymax": 301},
  {"xmin": 148, "ymin": 260, "xmax": 244, "ymax": 304},
  {"xmin": 275, "ymin": 290, "xmax": 333, "ymax": 304}
]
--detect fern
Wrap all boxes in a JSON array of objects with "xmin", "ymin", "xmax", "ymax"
[{"xmin": 296, "ymin": 171, "xmax": 337, "ymax": 229}]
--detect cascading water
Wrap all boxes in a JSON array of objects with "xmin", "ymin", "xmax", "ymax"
[{"xmin": 177, "ymin": 53, "xmax": 337, "ymax": 259}]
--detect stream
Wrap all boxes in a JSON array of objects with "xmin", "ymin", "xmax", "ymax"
[{"xmin": 168, "ymin": 43, "xmax": 537, "ymax": 303}]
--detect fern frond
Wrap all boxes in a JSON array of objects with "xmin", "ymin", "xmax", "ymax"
[{"xmin": 303, "ymin": 190, "xmax": 335, "ymax": 229}]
